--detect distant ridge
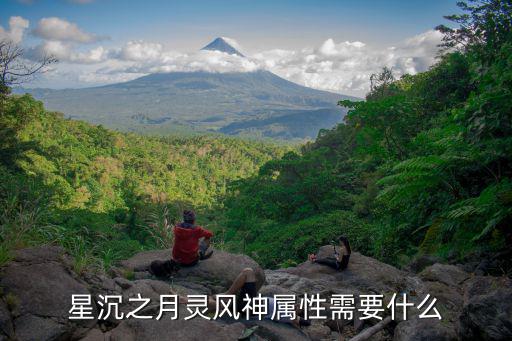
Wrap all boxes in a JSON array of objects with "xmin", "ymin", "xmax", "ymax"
[
  {"xmin": 17, "ymin": 38, "xmax": 360, "ymax": 140},
  {"xmin": 201, "ymin": 37, "xmax": 244, "ymax": 57}
]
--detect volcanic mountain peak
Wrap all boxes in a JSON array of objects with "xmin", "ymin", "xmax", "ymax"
[{"xmin": 201, "ymin": 37, "xmax": 244, "ymax": 57}]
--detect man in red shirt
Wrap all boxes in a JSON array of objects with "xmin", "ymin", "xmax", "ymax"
[{"xmin": 172, "ymin": 210, "xmax": 213, "ymax": 266}]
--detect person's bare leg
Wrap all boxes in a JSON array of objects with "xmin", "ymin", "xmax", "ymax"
[{"xmin": 224, "ymin": 268, "xmax": 256, "ymax": 295}]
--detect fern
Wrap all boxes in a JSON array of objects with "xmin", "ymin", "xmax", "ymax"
[{"xmin": 443, "ymin": 180, "xmax": 512, "ymax": 241}]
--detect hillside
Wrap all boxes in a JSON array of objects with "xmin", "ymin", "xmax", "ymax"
[
  {"xmin": 15, "ymin": 37, "xmax": 358, "ymax": 140},
  {"xmin": 0, "ymin": 94, "xmax": 287, "ymax": 267},
  {"xmin": 220, "ymin": 7, "xmax": 512, "ymax": 272},
  {"xmin": 19, "ymin": 70, "xmax": 353, "ymax": 139}
]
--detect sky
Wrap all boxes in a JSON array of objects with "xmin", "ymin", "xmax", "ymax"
[{"xmin": 1, "ymin": 0, "xmax": 461, "ymax": 96}]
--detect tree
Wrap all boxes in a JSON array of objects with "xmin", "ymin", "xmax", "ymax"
[
  {"xmin": 436, "ymin": 0, "xmax": 512, "ymax": 62},
  {"xmin": 0, "ymin": 40, "xmax": 57, "ymax": 94},
  {"xmin": 366, "ymin": 67, "xmax": 397, "ymax": 101}
]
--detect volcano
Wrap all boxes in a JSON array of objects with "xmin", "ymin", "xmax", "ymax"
[
  {"xmin": 18, "ymin": 38, "xmax": 358, "ymax": 140},
  {"xmin": 201, "ymin": 37, "xmax": 245, "ymax": 57}
]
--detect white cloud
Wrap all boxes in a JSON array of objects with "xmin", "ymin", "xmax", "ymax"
[
  {"xmin": 33, "ymin": 17, "xmax": 104, "ymax": 43},
  {"xmin": 28, "ymin": 30, "xmax": 443, "ymax": 96},
  {"xmin": 28, "ymin": 41, "xmax": 108, "ymax": 64},
  {"xmin": 113, "ymin": 41, "xmax": 164, "ymax": 62},
  {"xmin": 252, "ymin": 30, "xmax": 443, "ymax": 96},
  {"xmin": 0, "ymin": 16, "xmax": 30, "ymax": 43},
  {"xmin": 108, "ymin": 40, "xmax": 259, "ymax": 74}
]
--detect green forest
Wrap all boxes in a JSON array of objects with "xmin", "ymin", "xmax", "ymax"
[
  {"xmin": 0, "ymin": 95, "xmax": 287, "ymax": 271},
  {"xmin": 221, "ymin": 1, "xmax": 512, "ymax": 268},
  {"xmin": 1, "ymin": 1, "xmax": 511, "ymax": 273}
]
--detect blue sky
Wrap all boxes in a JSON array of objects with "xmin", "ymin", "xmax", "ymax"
[
  {"xmin": 3, "ymin": 0, "xmax": 459, "ymax": 50},
  {"xmin": 1, "ymin": 0, "xmax": 462, "ymax": 96}
]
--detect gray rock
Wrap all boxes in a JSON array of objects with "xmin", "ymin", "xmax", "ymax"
[
  {"xmin": 114, "ymin": 277, "xmax": 133, "ymax": 290},
  {"xmin": 282, "ymin": 249, "xmax": 408, "ymax": 294},
  {"xmin": 120, "ymin": 248, "xmax": 266, "ymax": 292},
  {"xmin": 458, "ymin": 276, "xmax": 512, "ymax": 340},
  {"xmin": 405, "ymin": 254, "xmax": 442, "ymax": 273},
  {"xmin": 119, "ymin": 249, "xmax": 169, "ymax": 272},
  {"xmin": 264, "ymin": 270, "xmax": 328, "ymax": 294},
  {"xmin": 110, "ymin": 315, "xmax": 246, "ymax": 341},
  {"xmin": 0, "ymin": 261, "xmax": 95, "ymax": 320},
  {"xmin": 14, "ymin": 314, "xmax": 70, "ymax": 341},
  {"xmin": 0, "ymin": 246, "xmax": 97, "ymax": 341},
  {"xmin": 305, "ymin": 321, "xmax": 332, "ymax": 340},
  {"xmin": 462, "ymin": 275, "xmax": 512, "ymax": 303},
  {"xmin": 421, "ymin": 281, "xmax": 463, "ymax": 320},
  {"xmin": 11, "ymin": 245, "xmax": 68, "ymax": 264},
  {"xmin": 419, "ymin": 264, "xmax": 470, "ymax": 287},
  {"xmin": 170, "ymin": 280, "xmax": 211, "ymax": 295},
  {"xmin": 79, "ymin": 328, "xmax": 108, "ymax": 341},
  {"xmin": 393, "ymin": 319, "xmax": 457, "ymax": 341},
  {"xmin": 123, "ymin": 279, "xmax": 171, "ymax": 302},
  {"xmin": 0, "ymin": 301, "xmax": 13, "ymax": 339},
  {"xmin": 83, "ymin": 272, "xmax": 122, "ymax": 297},
  {"xmin": 239, "ymin": 319, "xmax": 311, "ymax": 341},
  {"xmin": 258, "ymin": 284, "xmax": 295, "ymax": 297}
]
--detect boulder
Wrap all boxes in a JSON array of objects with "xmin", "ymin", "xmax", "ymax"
[
  {"xmin": 114, "ymin": 277, "xmax": 133, "ymax": 290},
  {"xmin": 458, "ymin": 276, "xmax": 512, "ymax": 340},
  {"xmin": 110, "ymin": 315, "xmax": 247, "ymax": 341},
  {"xmin": 420, "ymin": 281, "xmax": 463, "ymax": 320},
  {"xmin": 283, "ymin": 248, "xmax": 409, "ymax": 294},
  {"xmin": 11, "ymin": 245, "xmax": 69, "ymax": 265},
  {"xmin": 14, "ymin": 314, "xmax": 71, "ymax": 341},
  {"xmin": 393, "ymin": 319, "xmax": 457, "ymax": 341},
  {"xmin": 419, "ymin": 264, "xmax": 470, "ymax": 287},
  {"xmin": 462, "ymin": 275, "xmax": 512, "ymax": 303},
  {"xmin": 0, "ymin": 245, "xmax": 97, "ymax": 341},
  {"xmin": 82, "ymin": 272, "xmax": 122, "ymax": 297},
  {"xmin": 405, "ymin": 254, "xmax": 442, "ymax": 273},
  {"xmin": 119, "ymin": 249, "xmax": 169, "ymax": 272},
  {"xmin": 123, "ymin": 279, "xmax": 172, "ymax": 302},
  {"xmin": 238, "ymin": 319, "xmax": 311, "ymax": 341},
  {"xmin": 305, "ymin": 321, "xmax": 332, "ymax": 340},
  {"xmin": 120, "ymin": 248, "xmax": 266, "ymax": 293},
  {"xmin": 0, "ymin": 301, "xmax": 13, "ymax": 339},
  {"xmin": 79, "ymin": 328, "xmax": 109, "ymax": 341},
  {"xmin": 264, "ymin": 269, "xmax": 329, "ymax": 294},
  {"xmin": 4, "ymin": 243, "xmax": 512, "ymax": 341},
  {"xmin": 90, "ymin": 278, "xmax": 173, "ymax": 327},
  {"xmin": 258, "ymin": 284, "xmax": 295, "ymax": 297}
]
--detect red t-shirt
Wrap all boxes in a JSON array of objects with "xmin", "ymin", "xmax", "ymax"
[{"xmin": 172, "ymin": 224, "xmax": 213, "ymax": 265}]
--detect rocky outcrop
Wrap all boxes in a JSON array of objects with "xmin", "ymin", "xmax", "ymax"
[
  {"xmin": 0, "ymin": 245, "xmax": 270, "ymax": 341},
  {"xmin": 119, "ymin": 248, "xmax": 266, "ymax": 294},
  {"xmin": 0, "ymin": 245, "xmax": 97, "ymax": 341},
  {"xmin": 419, "ymin": 264, "xmax": 470, "ymax": 288},
  {"xmin": 458, "ymin": 276, "xmax": 512, "ymax": 340},
  {"xmin": 279, "ymin": 247, "xmax": 410, "ymax": 294},
  {"xmin": 393, "ymin": 319, "xmax": 457, "ymax": 341},
  {"xmin": 0, "ymin": 300, "xmax": 14, "ymax": 340},
  {"xmin": 238, "ymin": 319, "xmax": 311, "ymax": 341},
  {"xmin": 0, "ymin": 244, "xmax": 510, "ymax": 341},
  {"xmin": 110, "ymin": 316, "xmax": 247, "ymax": 341}
]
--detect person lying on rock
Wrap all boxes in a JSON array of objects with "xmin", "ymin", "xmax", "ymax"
[
  {"xmin": 172, "ymin": 267, "xmax": 311, "ymax": 328},
  {"xmin": 172, "ymin": 209, "xmax": 214, "ymax": 266},
  {"xmin": 308, "ymin": 235, "xmax": 351, "ymax": 271}
]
